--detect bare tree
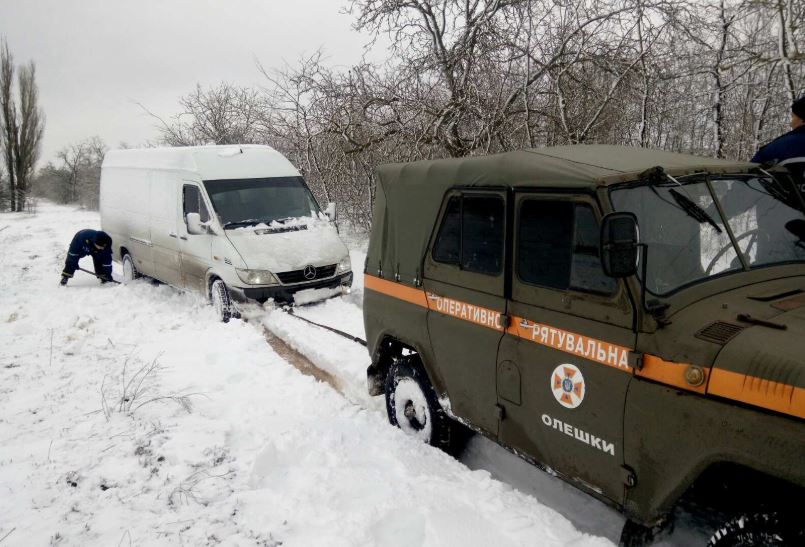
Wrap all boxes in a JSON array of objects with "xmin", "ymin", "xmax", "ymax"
[
  {"xmin": 0, "ymin": 37, "xmax": 44, "ymax": 212},
  {"xmin": 14, "ymin": 62, "xmax": 45, "ymax": 210},
  {"xmin": 146, "ymin": 83, "xmax": 268, "ymax": 146},
  {"xmin": 152, "ymin": 0, "xmax": 804, "ymax": 227},
  {"xmin": 0, "ymin": 39, "xmax": 16, "ymax": 211},
  {"xmin": 54, "ymin": 136, "xmax": 106, "ymax": 208}
]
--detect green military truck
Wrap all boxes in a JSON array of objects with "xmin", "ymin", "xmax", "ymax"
[{"xmin": 362, "ymin": 146, "xmax": 805, "ymax": 546}]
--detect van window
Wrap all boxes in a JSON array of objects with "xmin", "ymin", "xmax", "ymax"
[
  {"xmin": 518, "ymin": 200, "xmax": 616, "ymax": 294},
  {"xmin": 204, "ymin": 177, "xmax": 320, "ymax": 228},
  {"xmin": 183, "ymin": 185, "xmax": 210, "ymax": 223},
  {"xmin": 432, "ymin": 194, "xmax": 504, "ymax": 275}
]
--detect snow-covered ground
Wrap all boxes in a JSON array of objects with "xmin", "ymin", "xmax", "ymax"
[{"xmin": 0, "ymin": 202, "xmax": 616, "ymax": 546}]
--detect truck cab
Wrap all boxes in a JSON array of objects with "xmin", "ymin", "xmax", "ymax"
[{"xmin": 363, "ymin": 146, "xmax": 805, "ymax": 545}]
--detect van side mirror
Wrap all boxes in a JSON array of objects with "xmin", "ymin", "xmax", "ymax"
[
  {"xmin": 325, "ymin": 202, "xmax": 337, "ymax": 222},
  {"xmin": 601, "ymin": 212, "xmax": 639, "ymax": 278},
  {"xmin": 186, "ymin": 212, "xmax": 206, "ymax": 235}
]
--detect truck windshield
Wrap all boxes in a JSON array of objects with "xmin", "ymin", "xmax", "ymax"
[
  {"xmin": 203, "ymin": 176, "xmax": 321, "ymax": 229},
  {"xmin": 610, "ymin": 173, "xmax": 805, "ymax": 295}
]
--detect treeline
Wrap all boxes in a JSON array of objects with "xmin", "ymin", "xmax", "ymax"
[
  {"xmin": 150, "ymin": 0, "xmax": 805, "ymax": 228},
  {"xmin": 33, "ymin": 137, "xmax": 107, "ymax": 210},
  {"xmin": 7, "ymin": 1, "xmax": 805, "ymax": 226},
  {"xmin": 0, "ymin": 38, "xmax": 109, "ymax": 212}
]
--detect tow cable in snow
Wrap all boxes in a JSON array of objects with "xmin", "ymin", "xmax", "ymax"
[{"xmin": 282, "ymin": 306, "xmax": 367, "ymax": 346}]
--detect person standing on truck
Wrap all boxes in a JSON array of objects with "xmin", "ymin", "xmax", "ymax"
[
  {"xmin": 751, "ymin": 95, "xmax": 805, "ymax": 167},
  {"xmin": 59, "ymin": 229, "xmax": 113, "ymax": 286}
]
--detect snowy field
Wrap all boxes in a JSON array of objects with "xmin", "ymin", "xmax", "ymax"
[{"xmin": 0, "ymin": 203, "xmax": 708, "ymax": 546}]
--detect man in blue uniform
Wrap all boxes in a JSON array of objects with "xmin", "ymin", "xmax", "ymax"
[
  {"xmin": 60, "ymin": 229, "xmax": 113, "ymax": 286},
  {"xmin": 752, "ymin": 96, "xmax": 805, "ymax": 166}
]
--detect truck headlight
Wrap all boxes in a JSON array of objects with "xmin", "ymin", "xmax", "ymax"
[
  {"xmin": 336, "ymin": 255, "xmax": 352, "ymax": 274},
  {"xmin": 235, "ymin": 269, "xmax": 279, "ymax": 285}
]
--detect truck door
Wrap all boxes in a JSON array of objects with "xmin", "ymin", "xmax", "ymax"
[
  {"xmin": 179, "ymin": 183, "xmax": 213, "ymax": 293},
  {"xmin": 496, "ymin": 193, "xmax": 636, "ymax": 505},
  {"xmin": 423, "ymin": 189, "xmax": 507, "ymax": 436},
  {"xmin": 149, "ymin": 171, "xmax": 182, "ymax": 287}
]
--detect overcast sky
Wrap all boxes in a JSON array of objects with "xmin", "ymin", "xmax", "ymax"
[{"xmin": 0, "ymin": 0, "xmax": 374, "ymax": 164}]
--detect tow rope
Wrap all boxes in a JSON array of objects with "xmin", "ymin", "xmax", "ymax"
[{"xmin": 283, "ymin": 306, "xmax": 367, "ymax": 346}]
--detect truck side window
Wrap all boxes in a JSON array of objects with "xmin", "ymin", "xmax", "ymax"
[
  {"xmin": 462, "ymin": 196, "xmax": 504, "ymax": 274},
  {"xmin": 432, "ymin": 195, "xmax": 504, "ymax": 275},
  {"xmin": 518, "ymin": 200, "xmax": 573, "ymax": 289},
  {"xmin": 183, "ymin": 185, "xmax": 210, "ymax": 223},
  {"xmin": 571, "ymin": 205, "xmax": 617, "ymax": 294},
  {"xmin": 432, "ymin": 197, "xmax": 461, "ymax": 264},
  {"xmin": 518, "ymin": 200, "xmax": 616, "ymax": 294}
]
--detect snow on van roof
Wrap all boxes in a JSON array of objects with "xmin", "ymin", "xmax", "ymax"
[{"xmin": 102, "ymin": 144, "xmax": 301, "ymax": 181}]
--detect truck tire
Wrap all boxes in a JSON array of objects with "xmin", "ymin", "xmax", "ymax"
[
  {"xmin": 122, "ymin": 253, "xmax": 140, "ymax": 283},
  {"xmin": 384, "ymin": 357, "xmax": 467, "ymax": 455},
  {"xmin": 210, "ymin": 279, "xmax": 233, "ymax": 323},
  {"xmin": 709, "ymin": 513, "xmax": 799, "ymax": 547}
]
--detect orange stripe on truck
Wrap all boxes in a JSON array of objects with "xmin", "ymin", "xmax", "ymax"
[
  {"xmin": 364, "ymin": 274, "xmax": 428, "ymax": 307},
  {"xmin": 508, "ymin": 316, "xmax": 633, "ymax": 371},
  {"xmin": 636, "ymin": 355, "xmax": 709, "ymax": 395},
  {"xmin": 425, "ymin": 292, "xmax": 505, "ymax": 331},
  {"xmin": 708, "ymin": 368, "xmax": 805, "ymax": 420},
  {"xmin": 363, "ymin": 274, "xmax": 804, "ymax": 421}
]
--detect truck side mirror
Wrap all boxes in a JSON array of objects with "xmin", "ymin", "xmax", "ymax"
[
  {"xmin": 601, "ymin": 212, "xmax": 639, "ymax": 278},
  {"xmin": 325, "ymin": 202, "xmax": 337, "ymax": 222},
  {"xmin": 186, "ymin": 212, "xmax": 206, "ymax": 235}
]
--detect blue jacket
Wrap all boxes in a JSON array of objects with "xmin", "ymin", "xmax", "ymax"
[
  {"xmin": 63, "ymin": 229, "xmax": 113, "ymax": 278},
  {"xmin": 751, "ymin": 125, "xmax": 805, "ymax": 164}
]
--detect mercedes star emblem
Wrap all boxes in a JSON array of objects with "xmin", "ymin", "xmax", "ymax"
[{"xmin": 303, "ymin": 265, "xmax": 316, "ymax": 280}]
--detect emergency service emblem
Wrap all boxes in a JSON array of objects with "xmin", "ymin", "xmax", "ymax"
[{"xmin": 551, "ymin": 364, "xmax": 585, "ymax": 409}]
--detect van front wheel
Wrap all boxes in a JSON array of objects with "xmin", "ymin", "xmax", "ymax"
[
  {"xmin": 210, "ymin": 279, "xmax": 233, "ymax": 323},
  {"xmin": 122, "ymin": 253, "xmax": 140, "ymax": 283},
  {"xmin": 385, "ymin": 357, "xmax": 466, "ymax": 454}
]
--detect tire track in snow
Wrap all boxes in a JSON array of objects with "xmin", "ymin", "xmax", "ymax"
[{"xmin": 262, "ymin": 328, "xmax": 343, "ymax": 394}]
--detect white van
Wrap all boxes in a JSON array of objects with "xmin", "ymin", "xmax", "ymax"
[{"xmin": 100, "ymin": 145, "xmax": 352, "ymax": 320}]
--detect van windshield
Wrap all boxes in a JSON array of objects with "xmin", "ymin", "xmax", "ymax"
[
  {"xmin": 609, "ymin": 173, "xmax": 805, "ymax": 295},
  {"xmin": 203, "ymin": 176, "xmax": 321, "ymax": 229}
]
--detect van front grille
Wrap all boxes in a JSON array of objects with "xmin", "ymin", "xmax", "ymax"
[{"xmin": 277, "ymin": 265, "xmax": 337, "ymax": 285}]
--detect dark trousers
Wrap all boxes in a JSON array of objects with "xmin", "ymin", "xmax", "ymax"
[{"xmin": 62, "ymin": 251, "xmax": 105, "ymax": 278}]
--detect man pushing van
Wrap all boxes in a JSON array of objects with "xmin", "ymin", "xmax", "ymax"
[{"xmin": 59, "ymin": 229, "xmax": 113, "ymax": 286}]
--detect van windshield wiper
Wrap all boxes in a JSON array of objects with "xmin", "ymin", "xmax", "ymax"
[
  {"xmin": 223, "ymin": 219, "xmax": 261, "ymax": 229},
  {"xmin": 668, "ymin": 188, "xmax": 723, "ymax": 233}
]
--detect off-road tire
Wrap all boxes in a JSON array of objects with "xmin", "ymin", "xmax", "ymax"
[
  {"xmin": 122, "ymin": 253, "xmax": 140, "ymax": 283},
  {"xmin": 709, "ymin": 513, "xmax": 799, "ymax": 547},
  {"xmin": 384, "ymin": 357, "xmax": 468, "ymax": 455},
  {"xmin": 210, "ymin": 279, "xmax": 234, "ymax": 323}
]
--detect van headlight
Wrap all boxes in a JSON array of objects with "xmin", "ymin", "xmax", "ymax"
[
  {"xmin": 235, "ymin": 269, "xmax": 279, "ymax": 285},
  {"xmin": 336, "ymin": 256, "xmax": 352, "ymax": 274}
]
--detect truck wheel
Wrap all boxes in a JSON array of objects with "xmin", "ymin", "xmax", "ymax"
[
  {"xmin": 709, "ymin": 513, "xmax": 798, "ymax": 547},
  {"xmin": 385, "ymin": 357, "xmax": 466, "ymax": 454},
  {"xmin": 122, "ymin": 253, "xmax": 140, "ymax": 283},
  {"xmin": 210, "ymin": 279, "xmax": 233, "ymax": 323}
]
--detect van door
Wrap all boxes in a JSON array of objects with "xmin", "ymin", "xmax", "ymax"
[
  {"xmin": 496, "ymin": 193, "xmax": 635, "ymax": 505},
  {"xmin": 423, "ymin": 189, "xmax": 507, "ymax": 436},
  {"xmin": 150, "ymin": 171, "xmax": 182, "ymax": 287},
  {"xmin": 179, "ymin": 183, "xmax": 213, "ymax": 293}
]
